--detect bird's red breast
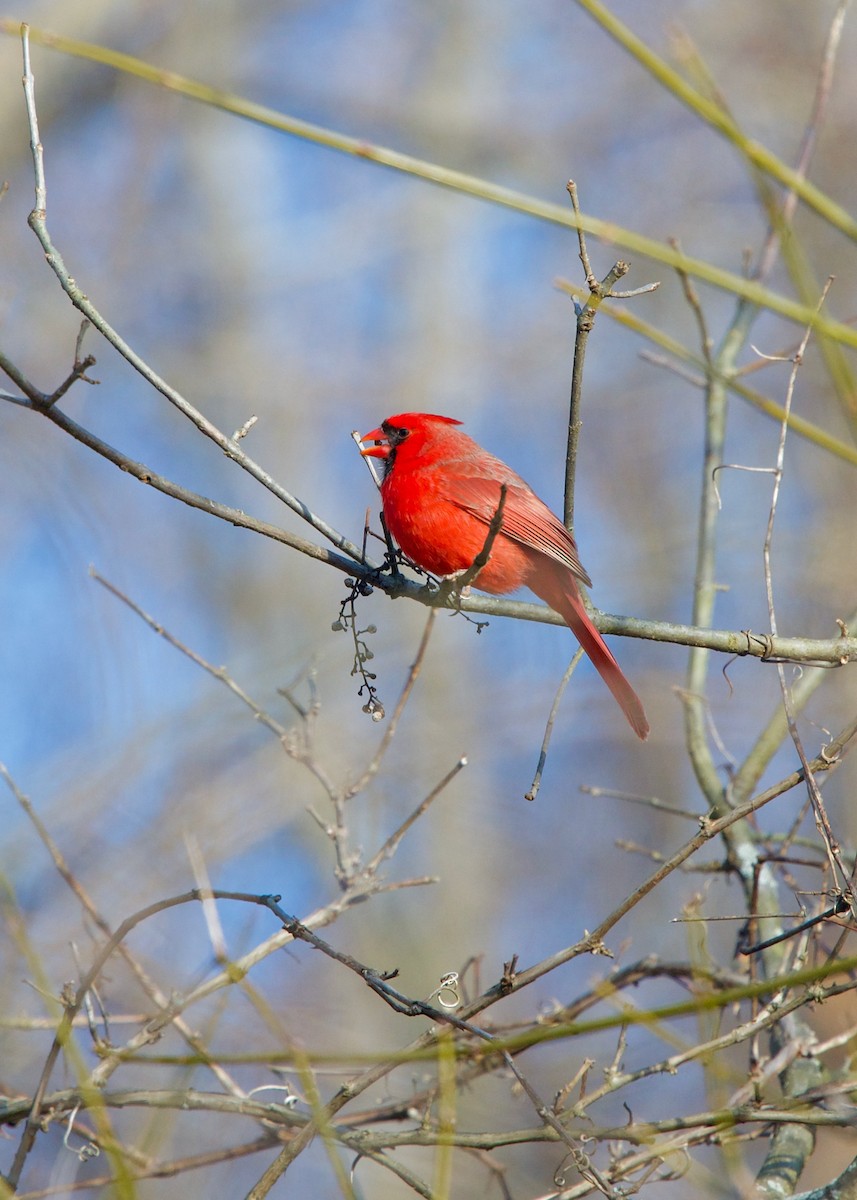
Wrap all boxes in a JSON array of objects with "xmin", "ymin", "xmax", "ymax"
[{"xmin": 362, "ymin": 412, "xmax": 649, "ymax": 739}]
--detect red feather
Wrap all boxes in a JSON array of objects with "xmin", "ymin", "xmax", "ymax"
[{"xmin": 362, "ymin": 412, "xmax": 649, "ymax": 740}]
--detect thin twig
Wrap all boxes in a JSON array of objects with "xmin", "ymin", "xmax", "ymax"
[
  {"xmin": 563, "ymin": 181, "xmax": 658, "ymax": 529},
  {"xmin": 362, "ymin": 758, "xmax": 467, "ymax": 875},
  {"xmin": 753, "ymin": 0, "xmax": 850, "ymax": 287},
  {"xmin": 0, "ymin": 766, "xmax": 255, "ymax": 1178},
  {"xmin": 3, "ymin": 351, "xmax": 857, "ymax": 665},
  {"xmin": 0, "ymin": 354, "xmax": 363, "ymax": 574},
  {"xmin": 18, "ymin": 28, "xmax": 365, "ymax": 564},
  {"xmin": 89, "ymin": 568, "xmax": 341, "ymax": 804},
  {"xmin": 525, "ymin": 649, "xmax": 583, "ymax": 801},
  {"xmin": 580, "ymin": 785, "xmax": 699, "ymax": 821},
  {"xmin": 760, "ymin": 279, "xmax": 854, "ymax": 905},
  {"xmin": 245, "ymin": 894, "xmax": 615, "ymax": 1197},
  {"xmin": 345, "ymin": 610, "xmax": 438, "ymax": 798}
]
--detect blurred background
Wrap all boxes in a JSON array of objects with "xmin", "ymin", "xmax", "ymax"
[{"xmin": 2, "ymin": 1, "xmax": 857, "ymax": 1196}]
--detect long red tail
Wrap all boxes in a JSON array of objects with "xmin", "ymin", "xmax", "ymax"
[{"xmin": 531, "ymin": 564, "xmax": 649, "ymax": 741}]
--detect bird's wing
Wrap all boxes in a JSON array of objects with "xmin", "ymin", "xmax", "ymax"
[{"xmin": 436, "ymin": 470, "xmax": 592, "ymax": 587}]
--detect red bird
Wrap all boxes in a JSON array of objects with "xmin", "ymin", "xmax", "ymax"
[{"xmin": 361, "ymin": 413, "xmax": 649, "ymax": 740}]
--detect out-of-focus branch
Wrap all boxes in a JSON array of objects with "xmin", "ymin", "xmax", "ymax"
[
  {"xmin": 563, "ymin": 181, "xmax": 658, "ymax": 527},
  {"xmin": 789, "ymin": 1157, "xmax": 857, "ymax": 1200},
  {"xmin": 5, "ymin": 349, "xmax": 857, "ymax": 665},
  {"xmin": 3, "ymin": 22, "xmax": 857, "ymax": 346},
  {"xmin": 501, "ymin": 708, "xmax": 857, "ymax": 998},
  {"xmin": 746, "ymin": 286, "xmax": 855, "ymax": 1196},
  {"xmin": 573, "ymin": 0, "xmax": 857, "ymax": 243},
  {"xmin": 7, "ymin": 28, "xmax": 857, "ymax": 679},
  {"xmin": 671, "ymin": 2, "xmax": 857, "ymax": 431},
  {"xmin": 666, "ymin": 17, "xmax": 857, "ymax": 1181},
  {"xmin": 730, "ymin": 624, "xmax": 856, "ymax": 805},
  {"xmin": 0, "ymin": 367, "xmax": 363, "ymax": 575},
  {"xmin": 556, "ymin": 276, "xmax": 857, "ymax": 469},
  {"xmin": 17, "ymin": 28, "xmax": 365, "ymax": 568},
  {"xmin": 680, "ymin": 269, "xmax": 741, "ymax": 807}
]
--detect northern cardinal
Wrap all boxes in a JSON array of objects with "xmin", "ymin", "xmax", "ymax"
[{"xmin": 361, "ymin": 412, "xmax": 649, "ymax": 740}]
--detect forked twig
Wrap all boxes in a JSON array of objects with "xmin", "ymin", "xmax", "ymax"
[
  {"xmin": 759, "ymin": 279, "xmax": 854, "ymax": 904},
  {"xmin": 564, "ymin": 180, "xmax": 659, "ymax": 528},
  {"xmin": 16, "ymin": 26, "xmax": 365, "ymax": 566}
]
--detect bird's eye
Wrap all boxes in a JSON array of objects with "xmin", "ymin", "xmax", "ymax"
[{"xmin": 383, "ymin": 423, "xmax": 410, "ymax": 446}]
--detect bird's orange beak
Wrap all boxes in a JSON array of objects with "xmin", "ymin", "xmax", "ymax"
[{"xmin": 360, "ymin": 426, "xmax": 389, "ymax": 458}]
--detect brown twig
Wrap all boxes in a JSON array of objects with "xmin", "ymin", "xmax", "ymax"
[
  {"xmin": 524, "ymin": 649, "xmax": 583, "ymax": 802},
  {"xmin": 563, "ymin": 180, "xmax": 658, "ymax": 529},
  {"xmin": 16, "ymin": 28, "xmax": 365, "ymax": 564},
  {"xmin": 345, "ymin": 610, "xmax": 438, "ymax": 798}
]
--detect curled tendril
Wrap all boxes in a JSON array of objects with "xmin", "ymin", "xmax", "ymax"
[
  {"xmin": 63, "ymin": 1106, "xmax": 99, "ymax": 1162},
  {"xmin": 427, "ymin": 971, "xmax": 461, "ymax": 1009}
]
